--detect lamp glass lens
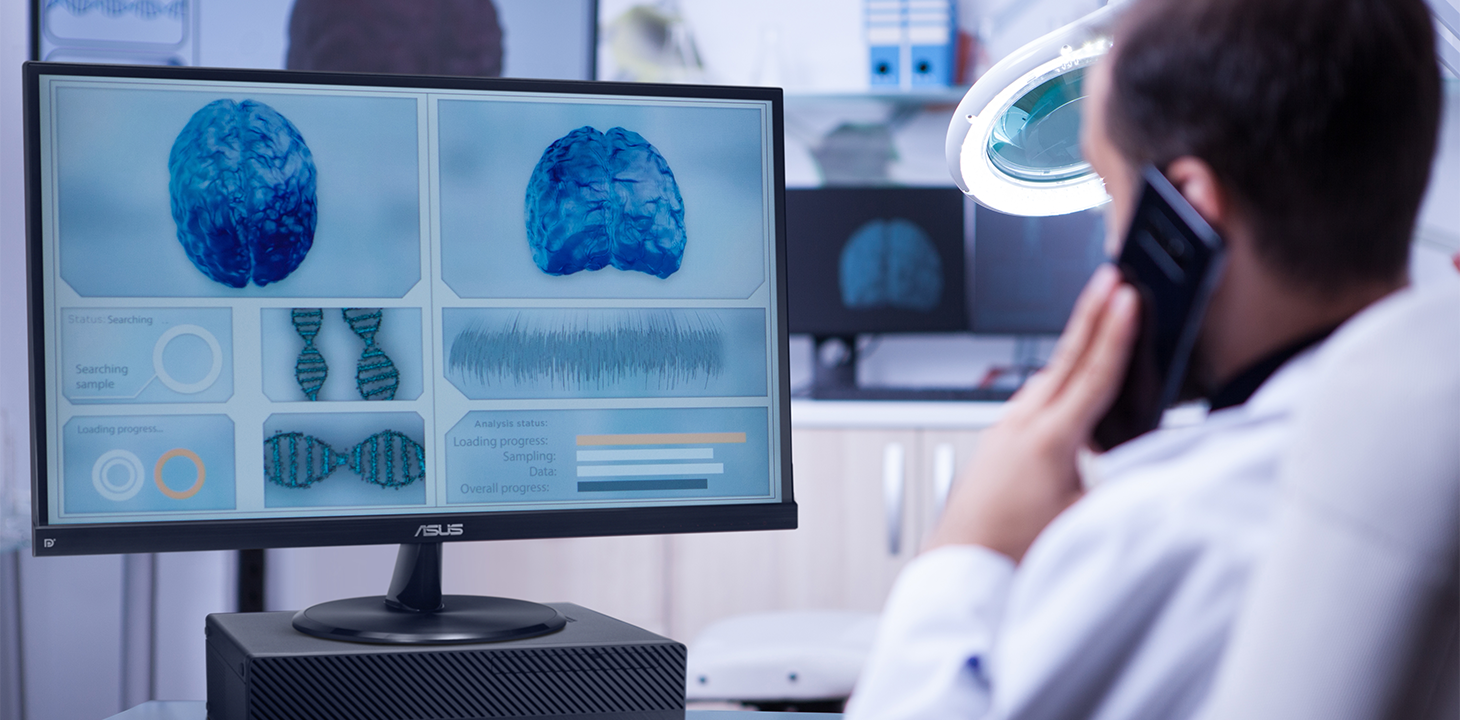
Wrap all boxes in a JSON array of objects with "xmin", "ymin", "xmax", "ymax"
[{"xmin": 987, "ymin": 67, "xmax": 1093, "ymax": 182}]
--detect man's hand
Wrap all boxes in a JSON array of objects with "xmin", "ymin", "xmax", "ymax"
[{"xmin": 926, "ymin": 265, "xmax": 1139, "ymax": 563}]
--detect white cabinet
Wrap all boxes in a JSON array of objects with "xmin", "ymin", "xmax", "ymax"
[
  {"xmin": 669, "ymin": 428, "xmax": 918, "ymax": 642},
  {"xmin": 665, "ymin": 427, "xmax": 983, "ymax": 642},
  {"xmin": 271, "ymin": 405, "xmax": 997, "ymax": 645},
  {"xmin": 445, "ymin": 535, "xmax": 671, "ymax": 637}
]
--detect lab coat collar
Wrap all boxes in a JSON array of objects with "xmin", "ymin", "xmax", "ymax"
[
  {"xmin": 1207, "ymin": 324, "xmax": 1339, "ymax": 411},
  {"xmin": 1092, "ymin": 344, "xmax": 1325, "ymax": 484}
]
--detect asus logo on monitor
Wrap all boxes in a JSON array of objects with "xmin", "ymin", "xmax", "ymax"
[{"xmin": 415, "ymin": 523, "xmax": 464, "ymax": 538}]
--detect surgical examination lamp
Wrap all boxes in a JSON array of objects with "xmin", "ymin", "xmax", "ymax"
[{"xmin": 947, "ymin": 0, "xmax": 1460, "ymax": 217}]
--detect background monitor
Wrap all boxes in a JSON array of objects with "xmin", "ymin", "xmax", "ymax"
[
  {"xmin": 33, "ymin": 0, "xmax": 597, "ymax": 81},
  {"xmin": 966, "ymin": 203, "xmax": 1108, "ymax": 335},
  {"xmin": 785, "ymin": 187, "xmax": 968, "ymax": 336},
  {"xmin": 785, "ymin": 187, "xmax": 1106, "ymax": 338},
  {"xmin": 25, "ymin": 61, "xmax": 792, "ymax": 637}
]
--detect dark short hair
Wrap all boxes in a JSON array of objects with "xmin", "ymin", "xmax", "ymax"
[{"xmin": 1106, "ymin": 0, "xmax": 1441, "ymax": 292}]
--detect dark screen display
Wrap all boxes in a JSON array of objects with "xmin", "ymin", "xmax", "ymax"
[
  {"xmin": 967, "ymin": 203, "xmax": 1109, "ymax": 335},
  {"xmin": 785, "ymin": 187, "xmax": 967, "ymax": 335}
]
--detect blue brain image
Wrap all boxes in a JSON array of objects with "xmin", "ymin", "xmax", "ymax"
[
  {"xmin": 169, "ymin": 99, "xmax": 318, "ymax": 288},
  {"xmin": 524, "ymin": 126, "xmax": 686, "ymax": 279},
  {"xmin": 839, "ymin": 218, "xmax": 944, "ymax": 312}
]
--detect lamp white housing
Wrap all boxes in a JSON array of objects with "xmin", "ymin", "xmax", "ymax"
[{"xmin": 947, "ymin": 3, "xmax": 1124, "ymax": 216}]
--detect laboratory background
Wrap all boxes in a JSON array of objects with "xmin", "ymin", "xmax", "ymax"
[{"xmin": 0, "ymin": 0, "xmax": 1457, "ymax": 718}]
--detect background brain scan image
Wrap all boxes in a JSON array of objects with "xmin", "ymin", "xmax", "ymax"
[
  {"xmin": 839, "ymin": 218, "xmax": 944, "ymax": 312},
  {"xmin": 525, "ymin": 126, "xmax": 687, "ymax": 279},
  {"xmin": 169, "ymin": 99, "xmax": 318, "ymax": 288}
]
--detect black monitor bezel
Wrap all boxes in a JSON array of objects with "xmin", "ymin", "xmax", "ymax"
[{"xmin": 24, "ymin": 61, "xmax": 795, "ymax": 557}]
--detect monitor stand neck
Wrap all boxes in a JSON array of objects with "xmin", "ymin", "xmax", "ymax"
[
  {"xmin": 385, "ymin": 541, "xmax": 445, "ymax": 613},
  {"xmin": 1012, "ymin": 335, "xmax": 1043, "ymax": 376},
  {"xmin": 291, "ymin": 542, "xmax": 566, "ymax": 645},
  {"xmin": 811, "ymin": 335, "xmax": 859, "ymax": 397}
]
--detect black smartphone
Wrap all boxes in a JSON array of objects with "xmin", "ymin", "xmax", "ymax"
[{"xmin": 1092, "ymin": 165, "xmax": 1226, "ymax": 451}]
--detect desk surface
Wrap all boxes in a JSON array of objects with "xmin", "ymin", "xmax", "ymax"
[
  {"xmin": 791, "ymin": 398, "xmax": 1004, "ymax": 429},
  {"xmin": 109, "ymin": 701, "xmax": 839, "ymax": 720}
]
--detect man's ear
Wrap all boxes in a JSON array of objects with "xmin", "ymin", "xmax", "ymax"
[{"xmin": 1165, "ymin": 156, "xmax": 1228, "ymax": 227}]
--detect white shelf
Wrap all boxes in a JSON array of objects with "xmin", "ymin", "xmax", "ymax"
[
  {"xmin": 784, "ymin": 87, "xmax": 970, "ymax": 105},
  {"xmin": 789, "ymin": 398, "xmax": 1210, "ymax": 431},
  {"xmin": 790, "ymin": 398, "xmax": 1005, "ymax": 430}
]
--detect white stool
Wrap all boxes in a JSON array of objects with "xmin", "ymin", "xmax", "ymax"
[{"xmin": 685, "ymin": 611, "xmax": 880, "ymax": 712}]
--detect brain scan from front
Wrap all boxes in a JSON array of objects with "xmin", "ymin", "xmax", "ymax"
[
  {"xmin": 524, "ymin": 126, "xmax": 686, "ymax": 279},
  {"xmin": 169, "ymin": 99, "xmax": 318, "ymax": 289},
  {"xmin": 839, "ymin": 218, "xmax": 944, "ymax": 312}
]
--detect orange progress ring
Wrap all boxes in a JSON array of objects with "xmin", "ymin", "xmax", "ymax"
[{"xmin": 154, "ymin": 448, "xmax": 205, "ymax": 499}]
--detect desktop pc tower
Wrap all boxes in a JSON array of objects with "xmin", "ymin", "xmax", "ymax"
[{"xmin": 206, "ymin": 604, "xmax": 687, "ymax": 720}]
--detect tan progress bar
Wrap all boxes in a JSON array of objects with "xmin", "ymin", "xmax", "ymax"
[{"xmin": 576, "ymin": 432, "xmax": 747, "ymax": 446}]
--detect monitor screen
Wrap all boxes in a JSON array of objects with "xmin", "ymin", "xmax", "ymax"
[
  {"xmin": 34, "ymin": 0, "xmax": 597, "ymax": 81},
  {"xmin": 785, "ymin": 187, "xmax": 968, "ymax": 336},
  {"xmin": 25, "ymin": 62, "xmax": 793, "ymax": 556},
  {"xmin": 967, "ymin": 204, "xmax": 1108, "ymax": 335}
]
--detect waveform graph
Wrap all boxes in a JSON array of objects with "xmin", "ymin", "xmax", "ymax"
[
  {"xmin": 442, "ymin": 307, "xmax": 768, "ymax": 400},
  {"xmin": 44, "ymin": 0, "xmax": 190, "ymax": 51},
  {"xmin": 262, "ymin": 411, "xmax": 427, "ymax": 509}
]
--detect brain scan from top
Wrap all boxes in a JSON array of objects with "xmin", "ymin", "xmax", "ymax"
[
  {"xmin": 839, "ymin": 218, "xmax": 944, "ymax": 312},
  {"xmin": 169, "ymin": 99, "xmax": 318, "ymax": 288},
  {"xmin": 524, "ymin": 126, "xmax": 686, "ymax": 279}
]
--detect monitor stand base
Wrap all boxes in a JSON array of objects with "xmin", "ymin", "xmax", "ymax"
[
  {"xmin": 292, "ymin": 594, "xmax": 566, "ymax": 645},
  {"xmin": 291, "ymin": 542, "xmax": 566, "ymax": 644}
]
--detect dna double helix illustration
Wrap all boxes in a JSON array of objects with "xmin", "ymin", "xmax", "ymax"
[
  {"xmin": 264, "ymin": 430, "xmax": 424, "ymax": 490},
  {"xmin": 342, "ymin": 309, "xmax": 399, "ymax": 400},
  {"xmin": 291, "ymin": 308, "xmax": 400, "ymax": 401},
  {"xmin": 291, "ymin": 309, "xmax": 328, "ymax": 400}
]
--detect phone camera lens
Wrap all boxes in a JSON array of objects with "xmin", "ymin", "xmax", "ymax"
[{"xmin": 1167, "ymin": 237, "xmax": 1190, "ymax": 260}]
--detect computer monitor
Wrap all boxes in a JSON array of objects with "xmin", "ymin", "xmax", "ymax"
[
  {"xmin": 785, "ymin": 189, "xmax": 1106, "ymax": 339},
  {"xmin": 966, "ymin": 203, "xmax": 1108, "ymax": 335},
  {"xmin": 785, "ymin": 187, "xmax": 1104, "ymax": 399},
  {"xmin": 785, "ymin": 187, "xmax": 968, "ymax": 336},
  {"xmin": 24, "ymin": 61, "xmax": 792, "ymax": 643}
]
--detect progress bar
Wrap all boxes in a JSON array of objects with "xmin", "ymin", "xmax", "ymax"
[
  {"xmin": 577, "ymin": 462, "xmax": 723, "ymax": 477},
  {"xmin": 577, "ymin": 448, "xmax": 714, "ymax": 462},
  {"xmin": 578, "ymin": 479, "xmax": 709, "ymax": 492},
  {"xmin": 576, "ymin": 432, "xmax": 747, "ymax": 446}
]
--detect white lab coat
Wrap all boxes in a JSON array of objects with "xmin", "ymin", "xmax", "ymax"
[
  {"xmin": 845, "ymin": 346, "xmax": 1323, "ymax": 720},
  {"xmin": 1199, "ymin": 281, "xmax": 1460, "ymax": 719}
]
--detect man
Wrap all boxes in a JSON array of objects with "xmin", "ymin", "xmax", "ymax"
[{"xmin": 844, "ymin": 0, "xmax": 1442, "ymax": 718}]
